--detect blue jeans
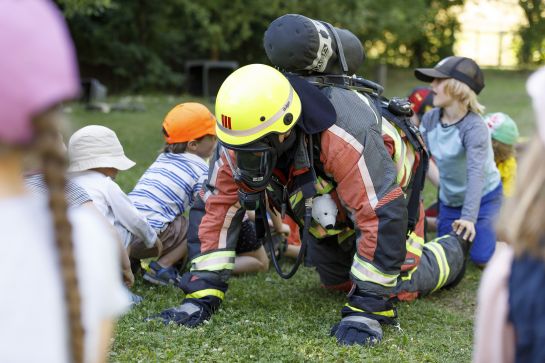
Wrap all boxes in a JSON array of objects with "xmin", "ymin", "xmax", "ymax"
[{"xmin": 437, "ymin": 183, "xmax": 503, "ymax": 264}]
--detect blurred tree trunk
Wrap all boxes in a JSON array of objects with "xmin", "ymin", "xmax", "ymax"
[{"xmin": 518, "ymin": 0, "xmax": 545, "ymax": 64}]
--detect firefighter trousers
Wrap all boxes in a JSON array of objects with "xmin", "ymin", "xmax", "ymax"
[{"xmin": 309, "ymin": 233, "xmax": 467, "ymax": 300}]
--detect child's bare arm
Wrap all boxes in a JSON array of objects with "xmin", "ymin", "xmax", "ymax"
[{"xmin": 427, "ymin": 159, "xmax": 440, "ymax": 187}]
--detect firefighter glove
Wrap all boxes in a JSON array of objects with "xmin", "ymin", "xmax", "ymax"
[
  {"xmin": 149, "ymin": 298, "xmax": 213, "ymax": 327},
  {"xmin": 330, "ymin": 315, "xmax": 383, "ymax": 346}
]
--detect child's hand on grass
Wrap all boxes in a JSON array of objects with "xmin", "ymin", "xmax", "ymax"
[{"xmin": 452, "ymin": 219, "xmax": 475, "ymax": 241}]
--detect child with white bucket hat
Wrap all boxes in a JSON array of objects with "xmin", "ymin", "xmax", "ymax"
[{"xmin": 68, "ymin": 125, "xmax": 162, "ymax": 258}]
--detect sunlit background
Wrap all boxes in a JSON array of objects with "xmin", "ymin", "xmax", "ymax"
[{"xmin": 456, "ymin": 0, "xmax": 525, "ymax": 67}]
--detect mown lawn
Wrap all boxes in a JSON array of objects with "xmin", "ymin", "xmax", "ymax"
[{"xmin": 68, "ymin": 68, "xmax": 533, "ymax": 362}]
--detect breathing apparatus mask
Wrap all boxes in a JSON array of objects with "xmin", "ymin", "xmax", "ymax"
[{"xmin": 221, "ymin": 129, "xmax": 297, "ymax": 210}]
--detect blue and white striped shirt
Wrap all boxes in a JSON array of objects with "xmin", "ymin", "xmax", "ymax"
[
  {"xmin": 129, "ymin": 152, "xmax": 209, "ymax": 232},
  {"xmin": 25, "ymin": 173, "xmax": 92, "ymax": 208}
]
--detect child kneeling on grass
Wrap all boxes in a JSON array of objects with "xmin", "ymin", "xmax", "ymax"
[
  {"xmin": 130, "ymin": 102, "xmax": 278, "ymax": 280},
  {"xmin": 415, "ymin": 56, "xmax": 502, "ymax": 266},
  {"xmin": 484, "ymin": 112, "xmax": 520, "ymax": 197},
  {"xmin": 129, "ymin": 103, "xmax": 217, "ymax": 285},
  {"xmin": 68, "ymin": 126, "xmax": 164, "ymax": 286}
]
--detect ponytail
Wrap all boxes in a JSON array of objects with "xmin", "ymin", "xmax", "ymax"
[{"xmin": 34, "ymin": 111, "xmax": 84, "ymax": 363}]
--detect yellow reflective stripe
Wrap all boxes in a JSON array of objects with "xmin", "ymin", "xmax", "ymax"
[
  {"xmin": 191, "ymin": 251, "xmax": 236, "ymax": 271},
  {"xmin": 309, "ymin": 223, "xmax": 344, "ymax": 237},
  {"xmin": 186, "ymin": 289, "xmax": 225, "ymax": 300},
  {"xmin": 345, "ymin": 304, "xmax": 396, "ymax": 318},
  {"xmin": 337, "ymin": 229, "xmax": 355, "ymax": 244},
  {"xmin": 403, "ymin": 141, "xmax": 415, "ymax": 183},
  {"xmin": 351, "ymin": 255, "xmax": 398, "ymax": 287},
  {"xmin": 192, "ymin": 250, "xmax": 235, "ymax": 263},
  {"xmin": 309, "ymin": 224, "xmax": 355, "ymax": 243},
  {"xmin": 382, "ymin": 120, "xmax": 410, "ymax": 188},
  {"xmin": 406, "ymin": 232, "xmax": 424, "ymax": 257},
  {"xmin": 315, "ymin": 177, "xmax": 334, "ymax": 194},
  {"xmin": 381, "ymin": 118, "xmax": 398, "ymax": 137},
  {"xmin": 425, "ymin": 242, "xmax": 450, "ymax": 292},
  {"xmin": 289, "ymin": 191, "xmax": 303, "ymax": 207},
  {"xmin": 401, "ymin": 265, "xmax": 418, "ymax": 281},
  {"xmin": 397, "ymin": 134, "xmax": 407, "ymax": 185}
]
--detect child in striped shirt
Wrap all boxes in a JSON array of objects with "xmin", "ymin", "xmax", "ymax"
[{"xmin": 129, "ymin": 103, "xmax": 217, "ymax": 285}]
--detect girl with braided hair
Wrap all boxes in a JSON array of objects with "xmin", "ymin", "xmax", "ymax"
[{"xmin": 0, "ymin": 2, "xmax": 129, "ymax": 362}]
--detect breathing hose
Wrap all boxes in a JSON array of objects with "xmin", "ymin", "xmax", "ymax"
[{"xmin": 261, "ymin": 195, "xmax": 312, "ymax": 279}]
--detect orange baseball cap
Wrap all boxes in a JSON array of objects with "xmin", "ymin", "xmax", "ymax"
[{"xmin": 162, "ymin": 102, "xmax": 216, "ymax": 144}]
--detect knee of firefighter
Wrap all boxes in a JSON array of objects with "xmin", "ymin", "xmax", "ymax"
[
  {"xmin": 308, "ymin": 238, "xmax": 354, "ymax": 286},
  {"xmin": 374, "ymin": 197, "xmax": 408, "ymax": 269},
  {"xmin": 315, "ymin": 262, "xmax": 352, "ymax": 286},
  {"xmin": 179, "ymin": 271, "xmax": 230, "ymax": 294},
  {"xmin": 353, "ymin": 280, "xmax": 394, "ymax": 297}
]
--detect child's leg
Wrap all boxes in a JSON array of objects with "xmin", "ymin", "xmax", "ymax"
[
  {"xmin": 157, "ymin": 240, "xmax": 187, "ymax": 267},
  {"xmin": 285, "ymin": 244, "xmax": 301, "ymax": 259},
  {"xmin": 233, "ymin": 246, "xmax": 269, "ymax": 274},
  {"xmin": 129, "ymin": 215, "xmax": 188, "ymax": 267},
  {"xmin": 436, "ymin": 201, "xmax": 461, "ymax": 237},
  {"xmin": 155, "ymin": 215, "xmax": 188, "ymax": 268},
  {"xmin": 283, "ymin": 215, "xmax": 301, "ymax": 258},
  {"xmin": 232, "ymin": 219, "xmax": 269, "ymax": 275},
  {"xmin": 470, "ymin": 184, "xmax": 503, "ymax": 265}
]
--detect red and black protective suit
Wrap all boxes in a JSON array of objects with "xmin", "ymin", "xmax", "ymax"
[{"xmin": 180, "ymin": 84, "xmax": 408, "ymax": 330}]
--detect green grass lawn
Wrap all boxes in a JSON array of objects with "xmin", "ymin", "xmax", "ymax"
[{"xmin": 68, "ymin": 69, "xmax": 533, "ymax": 362}]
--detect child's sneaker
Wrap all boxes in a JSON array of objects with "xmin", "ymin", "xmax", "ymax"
[{"xmin": 143, "ymin": 261, "xmax": 180, "ymax": 286}]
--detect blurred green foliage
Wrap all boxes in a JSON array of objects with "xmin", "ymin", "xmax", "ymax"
[
  {"xmin": 57, "ymin": 0, "xmax": 112, "ymax": 17},
  {"xmin": 56, "ymin": 0, "xmax": 462, "ymax": 92},
  {"xmin": 517, "ymin": 0, "xmax": 545, "ymax": 65}
]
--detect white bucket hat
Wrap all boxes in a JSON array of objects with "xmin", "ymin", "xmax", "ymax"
[{"xmin": 68, "ymin": 125, "xmax": 135, "ymax": 172}]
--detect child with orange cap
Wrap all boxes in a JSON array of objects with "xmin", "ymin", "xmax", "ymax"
[
  {"xmin": 131, "ymin": 102, "xmax": 275, "ymax": 280},
  {"xmin": 129, "ymin": 102, "xmax": 217, "ymax": 285}
]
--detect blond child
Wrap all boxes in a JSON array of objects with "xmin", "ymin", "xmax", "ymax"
[
  {"xmin": 0, "ymin": 2, "xmax": 129, "ymax": 362},
  {"xmin": 473, "ymin": 66, "xmax": 545, "ymax": 363},
  {"xmin": 415, "ymin": 56, "xmax": 502, "ymax": 265},
  {"xmin": 484, "ymin": 112, "xmax": 520, "ymax": 197}
]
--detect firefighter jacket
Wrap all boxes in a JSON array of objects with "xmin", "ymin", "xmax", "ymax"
[{"xmin": 180, "ymin": 84, "xmax": 409, "ymax": 316}]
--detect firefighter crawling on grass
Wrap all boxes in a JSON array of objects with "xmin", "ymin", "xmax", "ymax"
[{"xmin": 150, "ymin": 14, "xmax": 469, "ymax": 346}]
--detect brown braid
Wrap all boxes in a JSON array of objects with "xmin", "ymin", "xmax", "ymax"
[{"xmin": 34, "ymin": 111, "xmax": 84, "ymax": 363}]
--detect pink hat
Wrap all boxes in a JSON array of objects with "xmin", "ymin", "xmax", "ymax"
[
  {"xmin": 527, "ymin": 67, "xmax": 545, "ymax": 145},
  {"xmin": 0, "ymin": 0, "xmax": 80, "ymax": 145}
]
